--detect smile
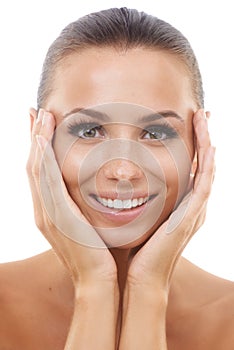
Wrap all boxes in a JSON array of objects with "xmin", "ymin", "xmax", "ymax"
[
  {"xmin": 95, "ymin": 196, "xmax": 151, "ymax": 210},
  {"xmin": 88, "ymin": 193, "xmax": 158, "ymax": 223}
]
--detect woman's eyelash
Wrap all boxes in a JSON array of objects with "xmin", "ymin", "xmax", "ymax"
[
  {"xmin": 67, "ymin": 119, "xmax": 178, "ymax": 140},
  {"xmin": 67, "ymin": 119, "xmax": 103, "ymax": 138},
  {"xmin": 142, "ymin": 122, "xmax": 178, "ymax": 140}
]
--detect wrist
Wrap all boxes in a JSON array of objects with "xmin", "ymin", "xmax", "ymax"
[
  {"xmin": 75, "ymin": 279, "xmax": 120, "ymax": 303},
  {"xmin": 119, "ymin": 281, "xmax": 168, "ymax": 350},
  {"xmin": 124, "ymin": 280, "xmax": 168, "ymax": 309},
  {"xmin": 66, "ymin": 280, "xmax": 119, "ymax": 350}
]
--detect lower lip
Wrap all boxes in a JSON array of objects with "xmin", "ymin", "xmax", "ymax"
[{"xmin": 88, "ymin": 195, "xmax": 156, "ymax": 223}]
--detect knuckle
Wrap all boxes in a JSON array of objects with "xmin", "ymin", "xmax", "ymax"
[
  {"xmin": 202, "ymin": 187, "xmax": 210, "ymax": 200},
  {"xmin": 26, "ymin": 157, "xmax": 42, "ymax": 179},
  {"xmin": 31, "ymin": 165, "xmax": 40, "ymax": 180},
  {"xmin": 197, "ymin": 179, "xmax": 211, "ymax": 200}
]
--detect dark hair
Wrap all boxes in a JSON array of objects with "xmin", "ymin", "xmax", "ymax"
[{"xmin": 37, "ymin": 7, "xmax": 204, "ymax": 109}]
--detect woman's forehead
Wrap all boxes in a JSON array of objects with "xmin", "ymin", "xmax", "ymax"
[{"xmin": 47, "ymin": 48, "xmax": 196, "ymax": 118}]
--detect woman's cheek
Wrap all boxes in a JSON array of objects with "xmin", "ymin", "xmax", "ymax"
[
  {"xmin": 61, "ymin": 148, "xmax": 86, "ymax": 197},
  {"xmin": 153, "ymin": 140, "xmax": 191, "ymax": 207},
  {"xmin": 161, "ymin": 158, "xmax": 179, "ymax": 212}
]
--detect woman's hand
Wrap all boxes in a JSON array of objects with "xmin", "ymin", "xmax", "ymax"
[
  {"xmin": 27, "ymin": 109, "xmax": 117, "ymax": 287},
  {"xmin": 126, "ymin": 109, "xmax": 215, "ymax": 291},
  {"xmin": 27, "ymin": 109, "xmax": 119, "ymax": 350},
  {"xmin": 119, "ymin": 109, "xmax": 215, "ymax": 349}
]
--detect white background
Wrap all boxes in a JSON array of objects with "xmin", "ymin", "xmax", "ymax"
[{"xmin": 0, "ymin": 0, "xmax": 233, "ymax": 280}]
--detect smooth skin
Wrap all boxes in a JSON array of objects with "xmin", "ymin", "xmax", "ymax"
[{"xmin": 0, "ymin": 48, "xmax": 233, "ymax": 349}]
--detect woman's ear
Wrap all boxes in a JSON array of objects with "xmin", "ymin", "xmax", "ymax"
[{"xmin": 29, "ymin": 107, "xmax": 38, "ymax": 133}]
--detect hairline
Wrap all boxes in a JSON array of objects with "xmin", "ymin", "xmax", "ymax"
[{"xmin": 40, "ymin": 45, "xmax": 200, "ymax": 110}]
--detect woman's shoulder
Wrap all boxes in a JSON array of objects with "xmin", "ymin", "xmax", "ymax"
[
  {"xmin": 180, "ymin": 257, "xmax": 234, "ymax": 318},
  {"xmin": 0, "ymin": 249, "xmax": 72, "ymax": 307},
  {"xmin": 0, "ymin": 250, "xmax": 55, "ymax": 294},
  {"xmin": 0, "ymin": 253, "xmax": 42, "ymax": 346},
  {"xmin": 0, "ymin": 250, "xmax": 73, "ymax": 348},
  {"xmin": 168, "ymin": 257, "xmax": 234, "ymax": 349},
  {"xmin": 0, "ymin": 251, "xmax": 53, "ymax": 323}
]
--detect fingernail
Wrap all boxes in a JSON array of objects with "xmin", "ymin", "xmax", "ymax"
[{"xmin": 36, "ymin": 109, "xmax": 44, "ymax": 124}]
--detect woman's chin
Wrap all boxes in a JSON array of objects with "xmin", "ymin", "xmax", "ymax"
[
  {"xmin": 95, "ymin": 223, "xmax": 158, "ymax": 249},
  {"xmin": 78, "ymin": 196, "xmax": 171, "ymax": 249}
]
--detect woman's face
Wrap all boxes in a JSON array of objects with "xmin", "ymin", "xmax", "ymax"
[{"xmin": 45, "ymin": 47, "xmax": 196, "ymax": 248}]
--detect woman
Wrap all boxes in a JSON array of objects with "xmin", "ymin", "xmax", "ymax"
[{"xmin": 0, "ymin": 7, "xmax": 233, "ymax": 349}]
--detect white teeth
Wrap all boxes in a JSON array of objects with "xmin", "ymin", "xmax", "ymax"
[
  {"xmin": 138, "ymin": 198, "xmax": 144, "ymax": 205},
  {"xmin": 96, "ymin": 196, "xmax": 149, "ymax": 209},
  {"xmin": 102, "ymin": 198, "xmax": 108, "ymax": 206},
  {"xmin": 107, "ymin": 199, "xmax": 113, "ymax": 208},
  {"xmin": 113, "ymin": 199, "xmax": 122, "ymax": 209},
  {"xmin": 123, "ymin": 199, "xmax": 131, "ymax": 209}
]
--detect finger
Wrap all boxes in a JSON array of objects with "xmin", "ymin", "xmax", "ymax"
[
  {"xmin": 183, "ymin": 145, "xmax": 215, "ymax": 238},
  {"xmin": 34, "ymin": 111, "xmax": 56, "ymax": 215},
  {"xmin": 29, "ymin": 109, "xmax": 55, "ymax": 170},
  {"xmin": 27, "ymin": 109, "xmax": 43, "ymax": 165},
  {"xmin": 168, "ymin": 145, "xmax": 215, "ymax": 236},
  {"xmin": 192, "ymin": 145, "xmax": 216, "ymax": 207},
  {"xmin": 38, "ymin": 110, "xmax": 56, "ymax": 141},
  {"xmin": 28, "ymin": 110, "xmax": 58, "ymax": 247},
  {"xmin": 194, "ymin": 109, "xmax": 211, "ymax": 164},
  {"xmin": 26, "ymin": 109, "xmax": 46, "ymax": 226},
  {"xmin": 34, "ymin": 110, "xmax": 56, "ymax": 202},
  {"xmin": 193, "ymin": 109, "xmax": 211, "ymax": 186},
  {"xmin": 27, "ymin": 109, "xmax": 48, "ymax": 182}
]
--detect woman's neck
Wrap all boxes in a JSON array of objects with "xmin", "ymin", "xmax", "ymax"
[{"xmin": 109, "ymin": 247, "xmax": 132, "ymax": 296}]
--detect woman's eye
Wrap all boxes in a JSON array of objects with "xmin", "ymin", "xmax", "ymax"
[
  {"xmin": 142, "ymin": 124, "xmax": 178, "ymax": 141},
  {"xmin": 68, "ymin": 122, "xmax": 105, "ymax": 139}
]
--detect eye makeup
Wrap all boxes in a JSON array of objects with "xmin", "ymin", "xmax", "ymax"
[
  {"xmin": 141, "ymin": 121, "xmax": 178, "ymax": 141},
  {"xmin": 67, "ymin": 116, "xmax": 179, "ymax": 141},
  {"xmin": 68, "ymin": 118, "xmax": 105, "ymax": 139}
]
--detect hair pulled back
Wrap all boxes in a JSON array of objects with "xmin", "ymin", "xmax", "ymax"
[{"xmin": 37, "ymin": 7, "xmax": 204, "ymax": 109}]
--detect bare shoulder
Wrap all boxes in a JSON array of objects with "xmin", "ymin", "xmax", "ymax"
[
  {"xmin": 214, "ymin": 281, "xmax": 234, "ymax": 348},
  {"xmin": 168, "ymin": 258, "xmax": 234, "ymax": 349},
  {"xmin": 0, "ymin": 250, "xmax": 57, "ymax": 302},
  {"xmin": 0, "ymin": 250, "xmax": 73, "ymax": 349},
  {"xmin": 200, "ymin": 274, "xmax": 234, "ymax": 349},
  {"xmin": 0, "ymin": 252, "xmax": 50, "ymax": 343}
]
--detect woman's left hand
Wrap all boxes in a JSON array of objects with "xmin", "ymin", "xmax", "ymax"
[{"xmin": 126, "ymin": 109, "xmax": 215, "ymax": 292}]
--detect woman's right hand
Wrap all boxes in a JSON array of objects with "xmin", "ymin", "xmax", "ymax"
[
  {"xmin": 26, "ymin": 109, "xmax": 117, "ymax": 290},
  {"xmin": 27, "ymin": 108, "xmax": 119, "ymax": 349}
]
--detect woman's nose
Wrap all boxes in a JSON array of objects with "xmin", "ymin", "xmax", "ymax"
[{"xmin": 101, "ymin": 159, "xmax": 143, "ymax": 181}]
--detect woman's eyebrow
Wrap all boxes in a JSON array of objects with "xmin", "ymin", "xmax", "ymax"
[
  {"xmin": 138, "ymin": 111, "xmax": 184, "ymax": 124},
  {"xmin": 62, "ymin": 108, "xmax": 184, "ymax": 123},
  {"xmin": 62, "ymin": 107, "xmax": 110, "ymax": 121}
]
